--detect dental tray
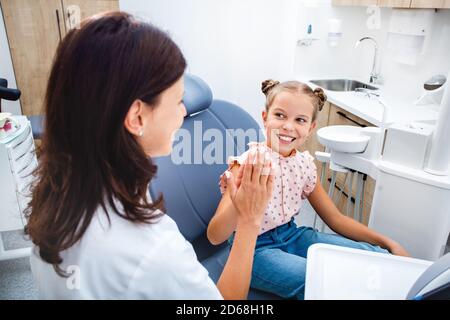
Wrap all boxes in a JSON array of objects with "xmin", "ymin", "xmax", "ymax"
[{"xmin": 305, "ymin": 243, "xmax": 432, "ymax": 300}]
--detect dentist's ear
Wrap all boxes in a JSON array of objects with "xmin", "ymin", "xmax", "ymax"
[{"xmin": 124, "ymin": 99, "xmax": 146, "ymax": 137}]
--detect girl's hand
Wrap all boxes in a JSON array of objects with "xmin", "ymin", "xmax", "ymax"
[
  {"xmin": 387, "ymin": 241, "xmax": 410, "ymax": 257},
  {"xmin": 224, "ymin": 148, "xmax": 273, "ymax": 227}
]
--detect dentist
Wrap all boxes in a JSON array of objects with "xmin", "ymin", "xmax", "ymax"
[{"xmin": 27, "ymin": 11, "xmax": 273, "ymax": 299}]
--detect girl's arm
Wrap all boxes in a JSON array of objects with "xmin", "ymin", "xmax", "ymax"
[
  {"xmin": 308, "ymin": 176, "xmax": 409, "ymax": 257},
  {"xmin": 207, "ymin": 165, "xmax": 241, "ymax": 245}
]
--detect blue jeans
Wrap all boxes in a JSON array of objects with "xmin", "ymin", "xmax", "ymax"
[{"xmin": 229, "ymin": 219, "xmax": 389, "ymax": 300}]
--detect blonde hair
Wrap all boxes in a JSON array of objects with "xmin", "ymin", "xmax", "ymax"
[{"xmin": 261, "ymin": 80, "xmax": 327, "ymax": 122}]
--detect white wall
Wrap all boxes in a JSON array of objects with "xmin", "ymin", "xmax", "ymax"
[
  {"xmin": 294, "ymin": 2, "xmax": 386, "ymax": 80},
  {"xmin": 294, "ymin": 1, "xmax": 450, "ymax": 104},
  {"xmin": 120, "ymin": 0, "xmax": 300, "ymax": 128},
  {"xmin": 119, "ymin": 0, "xmax": 450, "ymax": 125},
  {"xmin": 0, "ymin": 5, "xmax": 22, "ymax": 115}
]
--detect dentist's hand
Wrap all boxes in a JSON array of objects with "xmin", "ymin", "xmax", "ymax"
[
  {"xmin": 216, "ymin": 148, "xmax": 274, "ymax": 299},
  {"xmin": 224, "ymin": 148, "xmax": 274, "ymax": 227}
]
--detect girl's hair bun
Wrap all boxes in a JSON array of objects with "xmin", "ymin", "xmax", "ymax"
[
  {"xmin": 261, "ymin": 79, "xmax": 280, "ymax": 96},
  {"xmin": 313, "ymin": 87, "xmax": 327, "ymax": 111}
]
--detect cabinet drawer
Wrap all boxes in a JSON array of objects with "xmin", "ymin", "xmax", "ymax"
[
  {"xmin": 7, "ymin": 128, "xmax": 34, "ymax": 162},
  {"xmin": 328, "ymin": 105, "xmax": 373, "ymax": 128},
  {"xmin": 9, "ymin": 147, "xmax": 36, "ymax": 175},
  {"xmin": 14, "ymin": 158, "xmax": 38, "ymax": 193},
  {"xmin": 12, "ymin": 156, "xmax": 38, "ymax": 215},
  {"xmin": 15, "ymin": 161, "xmax": 37, "ymax": 213}
]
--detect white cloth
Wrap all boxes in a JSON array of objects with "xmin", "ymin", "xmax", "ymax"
[{"xmin": 30, "ymin": 202, "xmax": 223, "ymax": 300}]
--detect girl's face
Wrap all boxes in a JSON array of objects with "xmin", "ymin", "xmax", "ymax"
[
  {"xmin": 139, "ymin": 77, "xmax": 186, "ymax": 157},
  {"xmin": 262, "ymin": 91, "xmax": 316, "ymax": 157}
]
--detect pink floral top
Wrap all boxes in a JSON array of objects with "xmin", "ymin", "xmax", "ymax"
[{"xmin": 219, "ymin": 142, "xmax": 317, "ymax": 235}]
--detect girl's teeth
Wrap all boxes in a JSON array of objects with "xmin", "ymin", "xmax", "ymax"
[{"xmin": 279, "ymin": 135, "xmax": 294, "ymax": 142}]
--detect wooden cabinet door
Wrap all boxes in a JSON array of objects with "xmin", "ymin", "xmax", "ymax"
[
  {"xmin": 332, "ymin": 0, "xmax": 450, "ymax": 7},
  {"xmin": 410, "ymin": 0, "xmax": 450, "ymax": 8},
  {"xmin": 1, "ymin": 0, "xmax": 65, "ymax": 116},
  {"xmin": 378, "ymin": 0, "xmax": 411, "ymax": 7},
  {"xmin": 1, "ymin": 0, "xmax": 120, "ymax": 116},
  {"xmin": 61, "ymin": 0, "xmax": 119, "ymax": 32},
  {"xmin": 332, "ymin": 0, "xmax": 378, "ymax": 5},
  {"xmin": 328, "ymin": 104, "xmax": 373, "ymax": 128}
]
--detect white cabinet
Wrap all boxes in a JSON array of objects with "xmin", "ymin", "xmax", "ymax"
[{"xmin": 0, "ymin": 116, "xmax": 37, "ymax": 233}]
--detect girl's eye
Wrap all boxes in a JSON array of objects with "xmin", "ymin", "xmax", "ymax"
[
  {"xmin": 296, "ymin": 118, "xmax": 307, "ymax": 123},
  {"xmin": 275, "ymin": 113, "xmax": 285, "ymax": 119}
]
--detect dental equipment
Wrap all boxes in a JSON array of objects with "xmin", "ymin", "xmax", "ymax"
[
  {"xmin": 305, "ymin": 243, "xmax": 450, "ymax": 300},
  {"xmin": 316, "ymin": 68, "xmax": 450, "ymax": 261}
]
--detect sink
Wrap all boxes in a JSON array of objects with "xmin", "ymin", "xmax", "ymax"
[
  {"xmin": 317, "ymin": 125, "xmax": 370, "ymax": 153},
  {"xmin": 310, "ymin": 79, "xmax": 378, "ymax": 92}
]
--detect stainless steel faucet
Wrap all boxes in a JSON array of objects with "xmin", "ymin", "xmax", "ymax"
[{"xmin": 355, "ymin": 37, "xmax": 379, "ymax": 84}]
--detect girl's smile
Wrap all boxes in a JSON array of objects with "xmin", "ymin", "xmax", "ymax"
[{"xmin": 277, "ymin": 133, "xmax": 297, "ymax": 144}]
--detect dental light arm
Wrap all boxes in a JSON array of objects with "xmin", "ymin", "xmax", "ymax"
[{"xmin": 425, "ymin": 68, "xmax": 450, "ymax": 176}]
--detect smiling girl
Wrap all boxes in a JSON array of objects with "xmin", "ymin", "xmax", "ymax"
[{"xmin": 207, "ymin": 79, "xmax": 409, "ymax": 299}]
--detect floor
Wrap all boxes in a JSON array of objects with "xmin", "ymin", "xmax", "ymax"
[{"xmin": 0, "ymin": 230, "xmax": 38, "ymax": 300}]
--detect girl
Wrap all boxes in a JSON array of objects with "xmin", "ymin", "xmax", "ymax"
[{"xmin": 207, "ymin": 79, "xmax": 409, "ymax": 300}]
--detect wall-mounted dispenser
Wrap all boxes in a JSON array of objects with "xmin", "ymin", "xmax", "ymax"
[
  {"xmin": 297, "ymin": 23, "xmax": 319, "ymax": 47},
  {"xmin": 328, "ymin": 19, "xmax": 342, "ymax": 47},
  {"xmin": 387, "ymin": 9, "xmax": 435, "ymax": 65}
]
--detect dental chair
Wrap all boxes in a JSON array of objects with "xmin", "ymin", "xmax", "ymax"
[{"xmin": 148, "ymin": 74, "xmax": 279, "ymax": 299}]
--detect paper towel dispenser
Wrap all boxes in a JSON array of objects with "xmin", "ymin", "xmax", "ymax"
[
  {"xmin": 389, "ymin": 9, "xmax": 434, "ymax": 36},
  {"xmin": 387, "ymin": 9, "xmax": 435, "ymax": 65}
]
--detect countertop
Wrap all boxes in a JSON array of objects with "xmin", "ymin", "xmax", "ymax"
[{"xmin": 299, "ymin": 77, "xmax": 440, "ymax": 127}]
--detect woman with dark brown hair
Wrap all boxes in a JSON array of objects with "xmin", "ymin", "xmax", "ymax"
[{"xmin": 27, "ymin": 12, "xmax": 273, "ymax": 299}]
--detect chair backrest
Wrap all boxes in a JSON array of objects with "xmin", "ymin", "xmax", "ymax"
[{"xmin": 149, "ymin": 74, "xmax": 264, "ymax": 259}]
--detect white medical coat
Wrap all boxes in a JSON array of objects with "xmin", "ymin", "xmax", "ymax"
[{"xmin": 30, "ymin": 203, "xmax": 223, "ymax": 300}]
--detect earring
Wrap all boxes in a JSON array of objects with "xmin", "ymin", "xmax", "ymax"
[{"xmin": 139, "ymin": 130, "xmax": 144, "ymax": 137}]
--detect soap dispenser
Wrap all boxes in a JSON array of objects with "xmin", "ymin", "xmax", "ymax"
[
  {"xmin": 328, "ymin": 19, "xmax": 342, "ymax": 47},
  {"xmin": 297, "ymin": 24, "xmax": 318, "ymax": 47}
]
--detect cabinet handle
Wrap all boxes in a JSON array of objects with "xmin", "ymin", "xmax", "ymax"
[
  {"xmin": 56, "ymin": 10, "xmax": 63, "ymax": 42},
  {"xmin": 336, "ymin": 111, "xmax": 367, "ymax": 127}
]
